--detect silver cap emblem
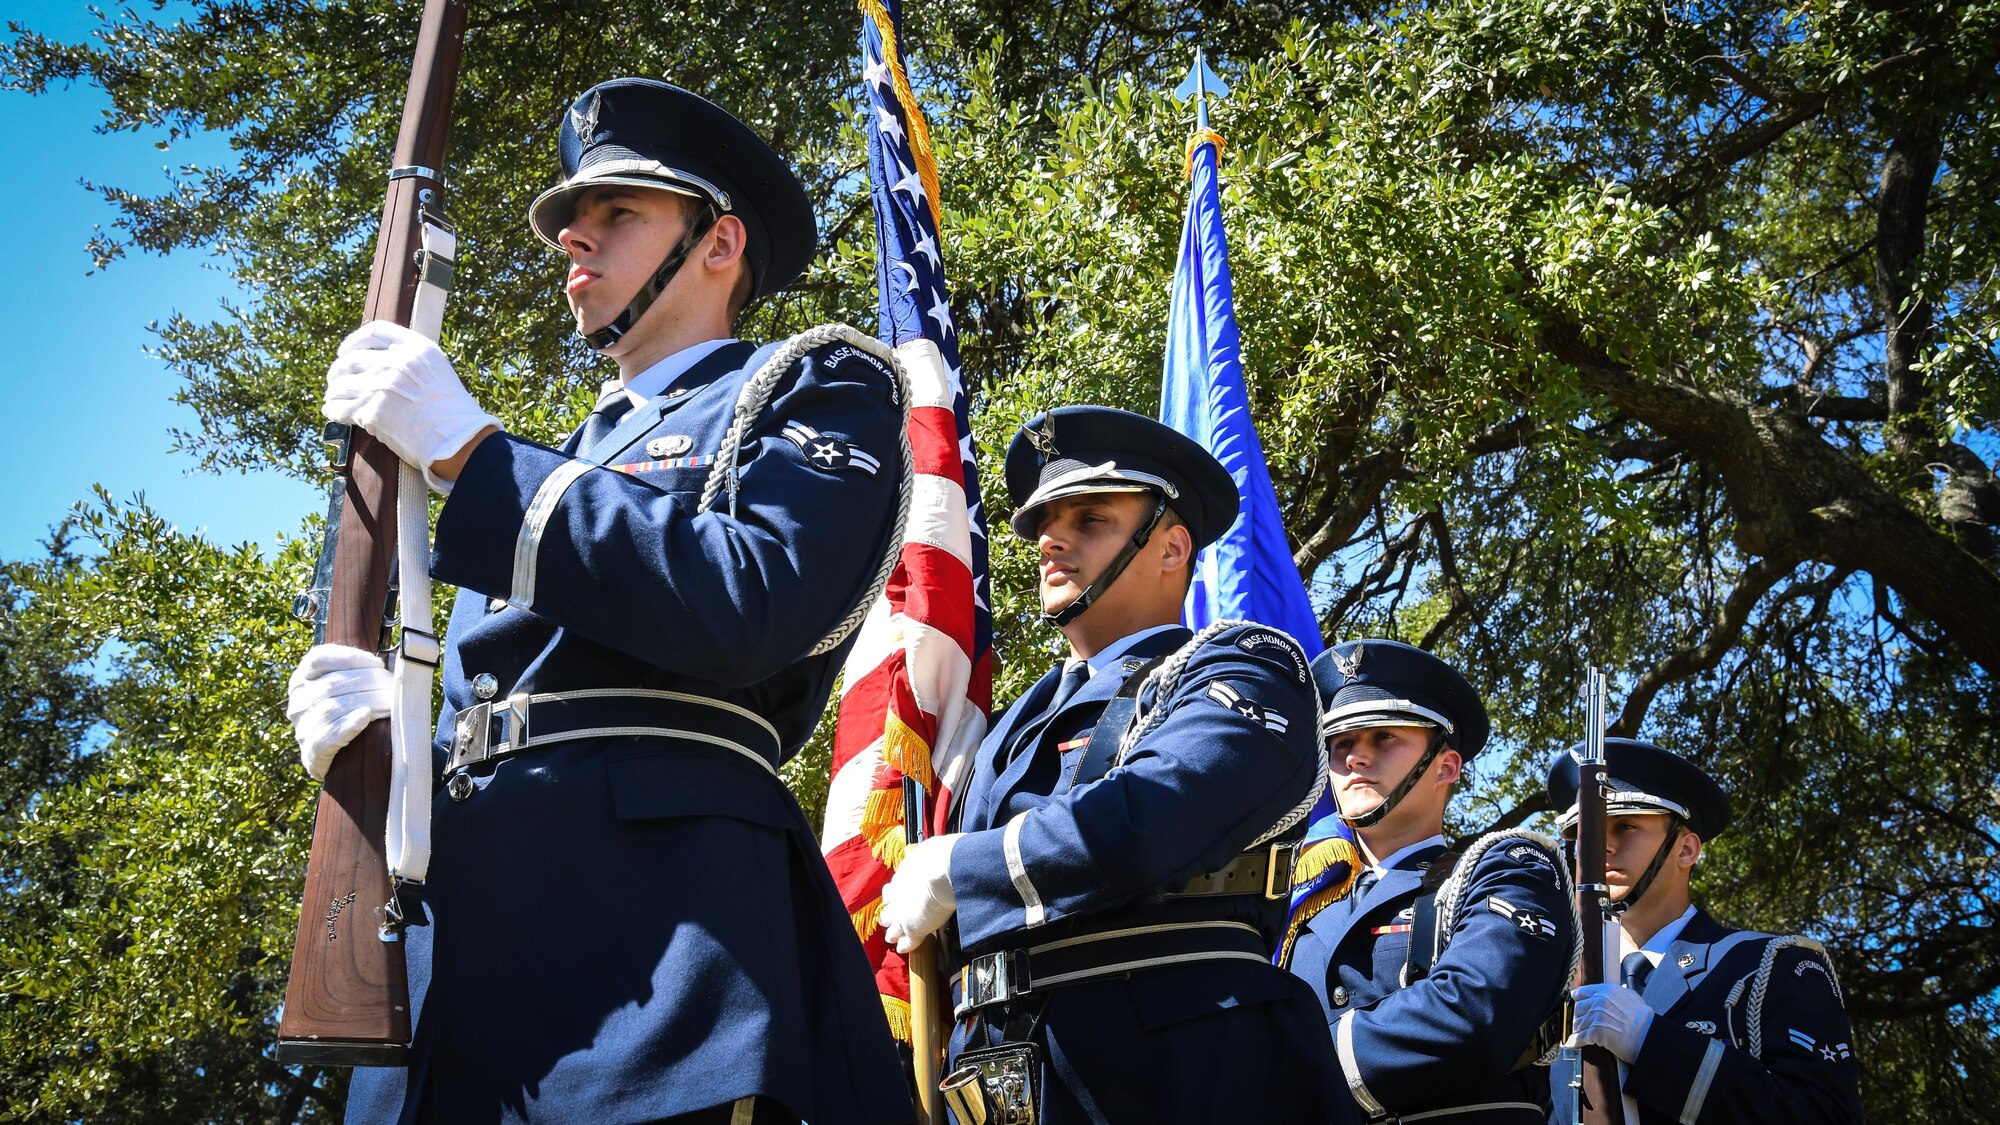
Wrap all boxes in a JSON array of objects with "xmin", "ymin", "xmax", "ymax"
[
  {"xmin": 1027, "ymin": 414, "xmax": 1059, "ymax": 461},
  {"xmin": 571, "ymin": 91, "xmax": 602, "ymax": 144},
  {"xmin": 1333, "ymin": 641, "xmax": 1366, "ymax": 679}
]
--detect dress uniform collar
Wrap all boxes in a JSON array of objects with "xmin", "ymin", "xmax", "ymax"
[
  {"xmin": 1362, "ymin": 833, "xmax": 1445, "ymax": 878},
  {"xmin": 1082, "ymin": 623, "xmax": 1184, "ymax": 676},
  {"xmin": 620, "ymin": 336, "xmax": 743, "ymax": 404}
]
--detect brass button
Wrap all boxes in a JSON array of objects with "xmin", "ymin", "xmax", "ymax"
[{"xmin": 472, "ymin": 673, "xmax": 499, "ymax": 699}]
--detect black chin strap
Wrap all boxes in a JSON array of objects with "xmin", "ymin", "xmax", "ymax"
[
  {"xmin": 580, "ymin": 202, "xmax": 719, "ymax": 351},
  {"xmin": 1606, "ymin": 817, "xmax": 1684, "ymax": 917},
  {"xmin": 1042, "ymin": 497, "xmax": 1169, "ymax": 628},
  {"xmin": 1339, "ymin": 727, "xmax": 1449, "ymax": 830}
]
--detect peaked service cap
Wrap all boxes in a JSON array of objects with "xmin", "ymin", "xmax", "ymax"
[
  {"xmin": 1004, "ymin": 406, "xmax": 1239, "ymax": 549},
  {"xmin": 529, "ymin": 78, "xmax": 816, "ymax": 301},
  {"xmin": 1547, "ymin": 737, "xmax": 1732, "ymax": 840},
  {"xmin": 1310, "ymin": 638, "xmax": 1490, "ymax": 758}
]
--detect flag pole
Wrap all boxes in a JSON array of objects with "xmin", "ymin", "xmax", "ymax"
[{"xmin": 904, "ymin": 777, "xmax": 947, "ymax": 1124}]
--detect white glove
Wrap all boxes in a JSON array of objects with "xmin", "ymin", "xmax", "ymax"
[
  {"xmin": 286, "ymin": 644, "xmax": 393, "ymax": 781},
  {"xmin": 323, "ymin": 320, "xmax": 499, "ymax": 493},
  {"xmin": 1567, "ymin": 982, "xmax": 1657, "ymax": 1063},
  {"xmin": 881, "ymin": 832, "xmax": 962, "ymax": 954}
]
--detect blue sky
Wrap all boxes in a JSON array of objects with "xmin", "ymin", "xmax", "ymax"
[{"xmin": 0, "ymin": 3, "xmax": 322, "ymax": 561}]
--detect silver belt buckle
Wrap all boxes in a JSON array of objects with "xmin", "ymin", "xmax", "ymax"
[
  {"xmin": 955, "ymin": 950, "xmax": 1031, "ymax": 1018},
  {"xmin": 448, "ymin": 694, "xmax": 530, "ymax": 773}
]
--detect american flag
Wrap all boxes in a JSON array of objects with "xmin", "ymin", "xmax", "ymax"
[{"xmin": 821, "ymin": 0, "xmax": 994, "ymax": 1041}]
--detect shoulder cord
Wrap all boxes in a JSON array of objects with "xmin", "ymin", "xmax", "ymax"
[
  {"xmin": 1430, "ymin": 828, "xmax": 1584, "ymax": 1067},
  {"xmin": 696, "ymin": 324, "xmax": 914, "ymax": 656},
  {"xmin": 1745, "ymin": 934, "xmax": 1841, "ymax": 1061},
  {"xmin": 1112, "ymin": 620, "xmax": 1326, "ymax": 849}
]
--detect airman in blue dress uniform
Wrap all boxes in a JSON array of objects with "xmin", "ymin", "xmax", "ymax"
[
  {"xmin": 1283, "ymin": 640, "xmax": 1579, "ymax": 1123},
  {"xmin": 285, "ymin": 78, "xmax": 912, "ymax": 1124},
  {"xmin": 876, "ymin": 406, "xmax": 1342, "ymax": 1124},
  {"xmin": 1546, "ymin": 739, "xmax": 1862, "ymax": 1124}
]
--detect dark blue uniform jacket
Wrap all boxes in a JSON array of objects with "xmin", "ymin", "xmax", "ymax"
[
  {"xmin": 1545, "ymin": 908, "xmax": 1862, "ymax": 1125},
  {"xmin": 1288, "ymin": 834, "xmax": 1575, "ymax": 1123},
  {"xmin": 946, "ymin": 623, "xmax": 1343, "ymax": 1125},
  {"xmin": 345, "ymin": 338, "xmax": 913, "ymax": 1125}
]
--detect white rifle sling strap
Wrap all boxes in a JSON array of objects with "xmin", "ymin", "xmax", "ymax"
[{"xmin": 385, "ymin": 214, "xmax": 456, "ymax": 884}]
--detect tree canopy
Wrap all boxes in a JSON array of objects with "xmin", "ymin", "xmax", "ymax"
[{"xmin": 3, "ymin": 0, "xmax": 1997, "ymax": 1118}]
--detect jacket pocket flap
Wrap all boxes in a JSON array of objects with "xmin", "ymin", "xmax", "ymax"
[
  {"xmin": 607, "ymin": 743, "xmax": 794, "ymax": 828},
  {"xmin": 1127, "ymin": 958, "xmax": 1299, "ymax": 1030}
]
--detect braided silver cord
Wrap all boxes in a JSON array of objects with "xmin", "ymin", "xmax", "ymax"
[
  {"xmin": 1430, "ymin": 828, "xmax": 1583, "ymax": 1065},
  {"xmin": 697, "ymin": 324, "xmax": 914, "ymax": 657},
  {"xmin": 1746, "ymin": 935, "xmax": 1839, "ymax": 1061},
  {"xmin": 1113, "ymin": 620, "xmax": 1327, "ymax": 849}
]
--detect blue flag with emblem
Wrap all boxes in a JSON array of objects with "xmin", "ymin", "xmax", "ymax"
[
  {"xmin": 1157, "ymin": 54, "xmax": 1322, "ymax": 658},
  {"xmin": 1155, "ymin": 54, "xmax": 1356, "ymax": 964}
]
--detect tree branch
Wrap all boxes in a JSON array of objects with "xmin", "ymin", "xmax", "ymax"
[
  {"xmin": 1610, "ymin": 555, "xmax": 1792, "ymax": 736},
  {"xmin": 1538, "ymin": 314, "xmax": 2000, "ymax": 679}
]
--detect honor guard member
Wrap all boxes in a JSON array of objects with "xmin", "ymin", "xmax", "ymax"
[
  {"xmin": 877, "ymin": 406, "xmax": 1343, "ymax": 1125},
  {"xmin": 1284, "ymin": 640, "xmax": 1580, "ymax": 1123},
  {"xmin": 284, "ymin": 78, "xmax": 912, "ymax": 1124},
  {"xmin": 1546, "ymin": 740, "xmax": 1862, "ymax": 1124}
]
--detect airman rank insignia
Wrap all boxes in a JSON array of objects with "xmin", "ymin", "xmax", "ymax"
[
  {"xmin": 1486, "ymin": 896, "xmax": 1556, "ymax": 939},
  {"xmin": 646, "ymin": 435, "xmax": 694, "ymax": 458},
  {"xmin": 782, "ymin": 421, "xmax": 880, "ymax": 475},
  {"xmin": 1206, "ymin": 682, "xmax": 1289, "ymax": 733}
]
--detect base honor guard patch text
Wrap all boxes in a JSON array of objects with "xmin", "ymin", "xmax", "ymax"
[
  {"xmin": 1206, "ymin": 682, "xmax": 1289, "ymax": 734},
  {"xmin": 782, "ymin": 421, "xmax": 881, "ymax": 475}
]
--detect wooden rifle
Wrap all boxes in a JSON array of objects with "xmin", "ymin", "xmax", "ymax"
[
  {"xmin": 275, "ymin": 0, "xmax": 468, "ymax": 1066},
  {"xmin": 1569, "ymin": 667, "xmax": 1626, "ymax": 1123}
]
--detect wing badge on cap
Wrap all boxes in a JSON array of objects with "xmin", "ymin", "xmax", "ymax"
[
  {"xmin": 1027, "ymin": 413, "xmax": 1060, "ymax": 462},
  {"xmin": 782, "ymin": 421, "xmax": 880, "ymax": 475},
  {"xmin": 571, "ymin": 91, "xmax": 603, "ymax": 144},
  {"xmin": 1333, "ymin": 641, "xmax": 1366, "ymax": 679}
]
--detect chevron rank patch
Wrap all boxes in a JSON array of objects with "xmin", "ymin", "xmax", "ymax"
[
  {"xmin": 781, "ymin": 421, "xmax": 880, "ymax": 475},
  {"xmin": 1486, "ymin": 895, "xmax": 1556, "ymax": 939},
  {"xmin": 1206, "ymin": 681, "xmax": 1290, "ymax": 733}
]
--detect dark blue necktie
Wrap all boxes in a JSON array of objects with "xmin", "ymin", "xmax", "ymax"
[
  {"xmin": 1047, "ymin": 660, "xmax": 1092, "ymax": 716},
  {"xmin": 1622, "ymin": 950, "xmax": 1654, "ymax": 994},
  {"xmin": 1348, "ymin": 868, "xmax": 1381, "ymax": 914},
  {"xmin": 577, "ymin": 390, "xmax": 636, "ymax": 455}
]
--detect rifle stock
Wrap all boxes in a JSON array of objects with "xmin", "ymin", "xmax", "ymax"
[{"xmin": 275, "ymin": 0, "xmax": 467, "ymax": 1067}]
